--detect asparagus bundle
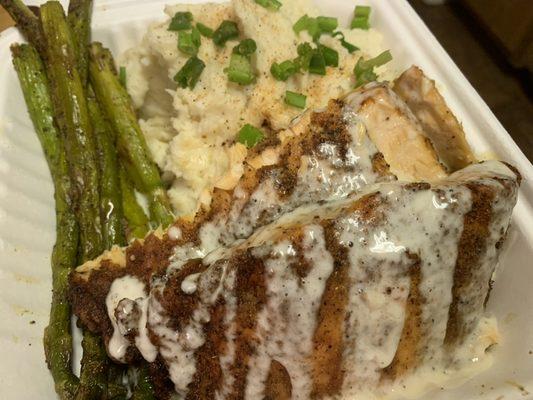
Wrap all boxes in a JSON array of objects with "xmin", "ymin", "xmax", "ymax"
[{"xmin": 5, "ymin": 0, "xmax": 172, "ymax": 398}]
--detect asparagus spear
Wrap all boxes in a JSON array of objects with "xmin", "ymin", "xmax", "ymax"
[
  {"xmin": 131, "ymin": 366, "xmax": 157, "ymax": 400},
  {"xmin": 0, "ymin": 0, "xmax": 44, "ymax": 53},
  {"xmin": 39, "ymin": 3, "xmax": 108, "ymax": 398},
  {"xmin": 88, "ymin": 43, "xmax": 174, "ymax": 228},
  {"xmin": 74, "ymin": 331, "xmax": 108, "ymax": 400},
  {"xmin": 119, "ymin": 165, "xmax": 150, "ymax": 240},
  {"xmin": 40, "ymin": 1, "xmax": 103, "ymax": 262},
  {"xmin": 88, "ymin": 90, "xmax": 127, "ymax": 249},
  {"xmin": 12, "ymin": 42, "xmax": 80, "ymax": 400},
  {"xmin": 67, "ymin": 0, "xmax": 93, "ymax": 86}
]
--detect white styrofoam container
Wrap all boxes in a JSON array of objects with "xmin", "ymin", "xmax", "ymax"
[{"xmin": 0, "ymin": 0, "xmax": 531, "ymax": 399}]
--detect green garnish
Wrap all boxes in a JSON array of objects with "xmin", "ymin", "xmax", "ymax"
[
  {"xmin": 353, "ymin": 50, "xmax": 392, "ymax": 87},
  {"xmin": 332, "ymin": 31, "xmax": 359, "ymax": 53},
  {"xmin": 296, "ymin": 42, "xmax": 314, "ymax": 70},
  {"xmin": 318, "ymin": 44, "xmax": 338, "ymax": 67},
  {"xmin": 225, "ymin": 39, "xmax": 257, "ymax": 85},
  {"xmin": 233, "ymin": 38, "xmax": 257, "ymax": 56},
  {"xmin": 270, "ymin": 60, "xmax": 298, "ymax": 81},
  {"xmin": 196, "ymin": 22, "xmax": 214, "ymax": 38},
  {"xmin": 309, "ymin": 49, "xmax": 326, "ymax": 75},
  {"xmin": 293, "ymin": 14, "xmax": 311, "ymax": 34},
  {"xmin": 293, "ymin": 14, "xmax": 320, "ymax": 41},
  {"xmin": 285, "ymin": 91, "xmax": 307, "ymax": 109},
  {"xmin": 317, "ymin": 16, "xmax": 338, "ymax": 33},
  {"xmin": 293, "ymin": 14, "xmax": 338, "ymax": 41},
  {"xmin": 225, "ymin": 54, "xmax": 256, "ymax": 85},
  {"xmin": 168, "ymin": 11, "xmax": 193, "ymax": 31},
  {"xmin": 178, "ymin": 28, "xmax": 201, "ymax": 56},
  {"xmin": 173, "ymin": 56, "xmax": 206, "ymax": 89},
  {"xmin": 237, "ymin": 124, "xmax": 264, "ymax": 147},
  {"xmin": 119, "ymin": 66, "xmax": 127, "ymax": 87},
  {"xmin": 213, "ymin": 20, "xmax": 239, "ymax": 46},
  {"xmin": 351, "ymin": 6, "xmax": 371, "ymax": 30},
  {"xmin": 254, "ymin": 0, "xmax": 282, "ymax": 11}
]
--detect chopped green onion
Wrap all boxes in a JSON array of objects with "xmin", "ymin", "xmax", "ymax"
[
  {"xmin": 308, "ymin": 49, "xmax": 326, "ymax": 75},
  {"xmin": 332, "ymin": 31, "xmax": 359, "ymax": 53},
  {"xmin": 341, "ymin": 38, "xmax": 359, "ymax": 53},
  {"xmin": 213, "ymin": 20, "xmax": 239, "ymax": 46},
  {"xmin": 293, "ymin": 14, "xmax": 320, "ymax": 41},
  {"xmin": 293, "ymin": 14, "xmax": 311, "ymax": 34},
  {"xmin": 353, "ymin": 50, "xmax": 392, "ymax": 87},
  {"xmin": 296, "ymin": 42, "xmax": 313, "ymax": 70},
  {"xmin": 318, "ymin": 44, "xmax": 339, "ymax": 67},
  {"xmin": 317, "ymin": 16, "xmax": 338, "ymax": 33},
  {"xmin": 178, "ymin": 28, "xmax": 201, "ymax": 56},
  {"xmin": 119, "ymin": 66, "xmax": 127, "ymax": 87},
  {"xmin": 297, "ymin": 42, "xmax": 313, "ymax": 57},
  {"xmin": 237, "ymin": 124, "xmax": 264, "ymax": 148},
  {"xmin": 351, "ymin": 5, "xmax": 371, "ymax": 30},
  {"xmin": 168, "ymin": 11, "xmax": 193, "ymax": 31},
  {"xmin": 270, "ymin": 60, "xmax": 298, "ymax": 81},
  {"xmin": 196, "ymin": 22, "xmax": 214, "ymax": 38},
  {"xmin": 254, "ymin": 0, "xmax": 282, "ymax": 11},
  {"xmin": 285, "ymin": 91, "xmax": 307, "ymax": 109},
  {"xmin": 233, "ymin": 38, "xmax": 257, "ymax": 56},
  {"xmin": 225, "ymin": 54, "xmax": 255, "ymax": 85},
  {"xmin": 173, "ymin": 56, "xmax": 206, "ymax": 89},
  {"xmin": 294, "ymin": 14, "xmax": 338, "ymax": 41}
]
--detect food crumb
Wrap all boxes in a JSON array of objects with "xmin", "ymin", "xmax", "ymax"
[{"xmin": 29, "ymin": 320, "xmax": 35, "ymax": 325}]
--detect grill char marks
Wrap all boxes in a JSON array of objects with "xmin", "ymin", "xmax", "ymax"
[
  {"xmin": 310, "ymin": 221, "xmax": 350, "ymax": 398},
  {"xmin": 445, "ymin": 183, "xmax": 495, "ymax": 346},
  {"xmin": 382, "ymin": 254, "xmax": 424, "ymax": 380},
  {"xmin": 311, "ymin": 193, "xmax": 383, "ymax": 397},
  {"xmin": 226, "ymin": 250, "xmax": 268, "ymax": 399},
  {"xmin": 185, "ymin": 299, "xmax": 226, "ymax": 400},
  {"xmin": 265, "ymin": 360, "xmax": 293, "ymax": 400},
  {"xmin": 158, "ymin": 260, "xmax": 207, "ymax": 335}
]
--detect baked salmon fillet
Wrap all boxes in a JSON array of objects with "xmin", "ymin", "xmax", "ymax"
[{"xmin": 70, "ymin": 160, "xmax": 520, "ymax": 399}]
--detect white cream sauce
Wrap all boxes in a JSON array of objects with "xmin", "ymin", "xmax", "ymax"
[
  {"xmin": 106, "ymin": 275, "xmax": 147, "ymax": 362},
  {"xmin": 244, "ymin": 225, "xmax": 334, "ymax": 399},
  {"xmin": 102, "ymin": 158, "xmax": 517, "ymax": 399}
]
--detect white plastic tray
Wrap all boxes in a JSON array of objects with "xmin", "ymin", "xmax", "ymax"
[{"xmin": 0, "ymin": 1, "xmax": 532, "ymax": 399}]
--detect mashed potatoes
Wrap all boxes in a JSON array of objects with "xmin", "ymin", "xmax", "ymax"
[{"xmin": 121, "ymin": 0, "xmax": 392, "ymax": 216}]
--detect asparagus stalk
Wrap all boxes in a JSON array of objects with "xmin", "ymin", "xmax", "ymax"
[
  {"xmin": 88, "ymin": 43, "xmax": 174, "ymax": 228},
  {"xmin": 88, "ymin": 90, "xmax": 127, "ymax": 249},
  {"xmin": 75, "ymin": 331, "xmax": 108, "ymax": 400},
  {"xmin": 0, "ymin": 0, "xmax": 44, "ymax": 53},
  {"xmin": 119, "ymin": 166, "xmax": 150, "ymax": 240},
  {"xmin": 39, "ymin": 3, "xmax": 108, "ymax": 398},
  {"xmin": 12, "ymin": 42, "xmax": 79, "ymax": 400},
  {"xmin": 131, "ymin": 366, "xmax": 157, "ymax": 400},
  {"xmin": 40, "ymin": 1, "xmax": 103, "ymax": 262},
  {"xmin": 67, "ymin": 0, "xmax": 93, "ymax": 86}
]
